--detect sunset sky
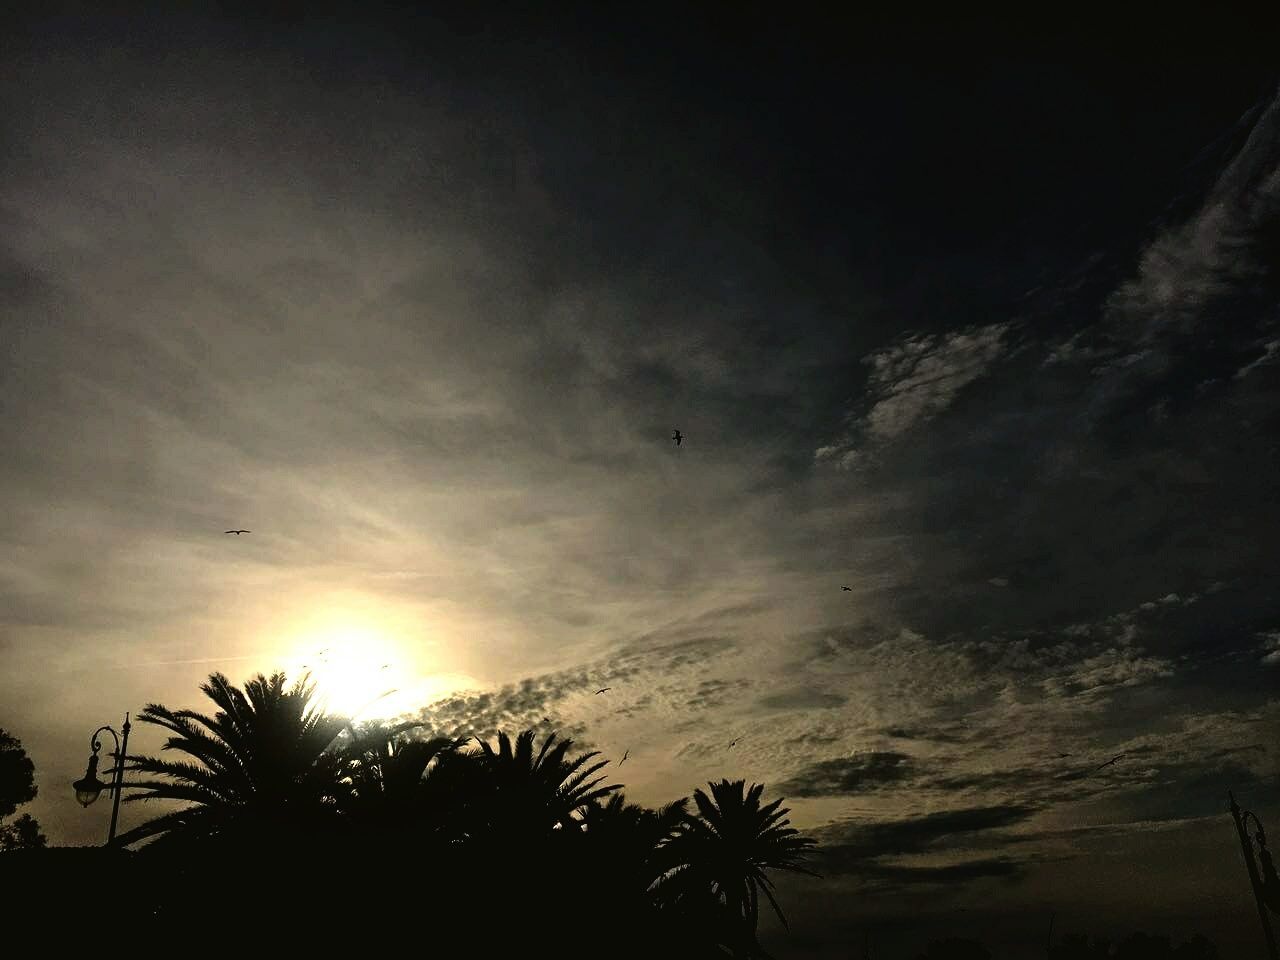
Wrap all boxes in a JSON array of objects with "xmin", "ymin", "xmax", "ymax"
[{"xmin": 2, "ymin": 7, "xmax": 1278, "ymax": 957}]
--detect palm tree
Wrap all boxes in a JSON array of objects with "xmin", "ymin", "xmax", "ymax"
[
  {"xmin": 472, "ymin": 729, "xmax": 621, "ymax": 838},
  {"xmin": 337, "ymin": 720, "xmax": 468, "ymax": 842},
  {"xmin": 578, "ymin": 792, "xmax": 690, "ymax": 897},
  {"xmin": 662, "ymin": 779, "xmax": 817, "ymax": 958},
  {"xmin": 115, "ymin": 672, "xmax": 350, "ymax": 850}
]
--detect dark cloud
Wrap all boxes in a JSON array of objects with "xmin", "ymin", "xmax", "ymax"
[
  {"xmin": 810, "ymin": 805, "xmax": 1038, "ymax": 870},
  {"xmin": 880, "ymin": 725, "xmax": 972, "ymax": 744},
  {"xmin": 758, "ymin": 688, "xmax": 848, "ymax": 711},
  {"xmin": 779, "ymin": 752, "xmax": 917, "ymax": 797},
  {"xmin": 857, "ymin": 857, "xmax": 1026, "ymax": 886},
  {"xmin": 685, "ymin": 678, "xmax": 752, "ymax": 711}
]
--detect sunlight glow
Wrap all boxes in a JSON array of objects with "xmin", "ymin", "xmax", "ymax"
[{"xmin": 275, "ymin": 611, "xmax": 478, "ymax": 722}]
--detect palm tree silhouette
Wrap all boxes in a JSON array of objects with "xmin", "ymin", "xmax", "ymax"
[
  {"xmin": 663, "ymin": 779, "xmax": 817, "ymax": 957},
  {"xmin": 337, "ymin": 719, "xmax": 467, "ymax": 829},
  {"xmin": 84, "ymin": 667, "xmax": 819, "ymax": 956},
  {"xmin": 472, "ymin": 729, "xmax": 621, "ymax": 838},
  {"xmin": 116, "ymin": 672, "xmax": 349, "ymax": 849},
  {"xmin": 579, "ymin": 792, "xmax": 690, "ymax": 896}
]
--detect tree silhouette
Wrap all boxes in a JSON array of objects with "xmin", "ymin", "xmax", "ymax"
[
  {"xmin": 578, "ymin": 792, "xmax": 691, "ymax": 898},
  {"xmin": 116, "ymin": 672, "xmax": 350, "ymax": 850},
  {"xmin": 471, "ymin": 728, "xmax": 620, "ymax": 841},
  {"xmin": 336, "ymin": 719, "xmax": 468, "ymax": 847},
  {"xmin": 662, "ymin": 779, "xmax": 818, "ymax": 957},
  {"xmin": 81, "ymin": 672, "xmax": 816, "ymax": 957},
  {"xmin": 0, "ymin": 727, "xmax": 46, "ymax": 850}
]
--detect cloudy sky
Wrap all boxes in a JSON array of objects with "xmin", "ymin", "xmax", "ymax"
[{"xmin": 2, "ymin": 6, "xmax": 1279, "ymax": 957}]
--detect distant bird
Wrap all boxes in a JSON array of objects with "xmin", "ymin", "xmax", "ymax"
[
  {"xmin": 620, "ymin": 750, "xmax": 629, "ymax": 766},
  {"xmin": 841, "ymin": 585, "xmax": 852, "ymax": 591},
  {"xmin": 672, "ymin": 429, "xmax": 683, "ymax": 447},
  {"xmin": 729, "ymin": 738, "xmax": 740, "ymax": 749},
  {"xmin": 1092, "ymin": 753, "xmax": 1125, "ymax": 772},
  {"xmin": 224, "ymin": 529, "xmax": 250, "ymax": 535},
  {"xmin": 542, "ymin": 716, "xmax": 551, "ymax": 724},
  {"xmin": 380, "ymin": 664, "xmax": 390, "ymax": 670},
  {"xmin": 595, "ymin": 687, "xmax": 611, "ymax": 695}
]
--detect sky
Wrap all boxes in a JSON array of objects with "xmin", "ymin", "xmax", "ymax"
[{"xmin": 2, "ymin": 5, "xmax": 1279, "ymax": 957}]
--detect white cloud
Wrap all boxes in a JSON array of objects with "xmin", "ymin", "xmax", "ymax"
[
  {"xmin": 863, "ymin": 323, "xmax": 1013, "ymax": 441},
  {"xmin": 1259, "ymin": 630, "xmax": 1280, "ymax": 666},
  {"xmin": 815, "ymin": 321, "xmax": 1012, "ymax": 464}
]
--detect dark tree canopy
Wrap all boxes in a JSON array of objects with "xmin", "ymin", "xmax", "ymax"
[
  {"xmin": 99, "ymin": 671, "xmax": 813, "ymax": 957},
  {"xmin": 0, "ymin": 727, "xmax": 46, "ymax": 851},
  {"xmin": 0, "ymin": 813, "xmax": 46, "ymax": 851},
  {"xmin": 0, "ymin": 728, "xmax": 37, "ymax": 819}
]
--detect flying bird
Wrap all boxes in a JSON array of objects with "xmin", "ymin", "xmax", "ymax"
[
  {"xmin": 729, "ymin": 738, "xmax": 740, "ymax": 749},
  {"xmin": 841, "ymin": 585, "xmax": 852, "ymax": 591},
  {"xmin": 595, "ymin": 687, "xmax": 611, "ymax": 695},
  {"xmin": 672, "ymin": 429, "xmax": 683, "ymax": 446},
  {"xmin": 224, "ymin": 529, "xmax": 250, "ymax": 535},
  {"xmin": 619, "ymin": 750, "xmax": 629, "ymax": 766},
  {"xmin": 1092, "ymin": 753, "xmax": 1125, "ymax": 772}
]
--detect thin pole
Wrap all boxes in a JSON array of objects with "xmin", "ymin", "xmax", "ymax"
[
  {"xmin": 1230, "ymin": 791, "xmax": 1279, "ymax": 960},
  {"xmin": 107, "ymin": 712, "xmax": 130, "ymax": 847},
  {"xmin": 1046, "ymin": 910, "xmax": 1055, "ymax": 959}
]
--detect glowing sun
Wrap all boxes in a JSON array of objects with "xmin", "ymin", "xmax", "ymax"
[{"xmin": 279, "ymin": 619, "xmax": 475, "ymax": 723}]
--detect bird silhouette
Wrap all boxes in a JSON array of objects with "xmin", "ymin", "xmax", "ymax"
[
  {"xmin": 224, "ymin": 529, "xmax": 250, "ymax": 535},
  {"xmin": 841, "ymin": 585, "xmax": 852, "ymax": 591},
  {"xmin": 672, "ymin": 429, "xmax": 683, "ymax": 447},
  {"xmin": 619, "ymin": 749, "xmax": 629, "ymax": 766},
  {"xmin": 1092, "ymin": 753, "xmax": 1125, "ymax": 772},
  {"xmin": 595, "ymin": 687, "xmax": 611, "ymax": 695},
  {"xmin": 542, "ymin": 716, "xmax": 551, "ymax": 724},
  {"xmin": 729, "ymin": 738, "xmax": 740, "ymax": 748}
]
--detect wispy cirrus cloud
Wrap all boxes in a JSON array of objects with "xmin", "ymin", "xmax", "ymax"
[{"xmin": 815, "ymin": 321, "xmax": 1013, "ymax": 466}]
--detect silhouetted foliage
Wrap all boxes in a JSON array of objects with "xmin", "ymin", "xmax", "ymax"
[
  {"xmin": 107, "ymin": 671, "xmax": 814, "ymax": 958},
  {"xmin": 914, "ymin": 938, "xmax": 992, "ymax": 960},
  {"xmin": 0, "ymin": 812, "xmax": 46, "ymax": 851},
  {"xmin": 661, "ymin": 779, "xmax": 819, "ymax": 958},
  {"xmin": 0, "ymin": 728, "xmax": 37, "ymax": 818},
  {"xmin": 0, "ymin": 727, "xmax": 46, "ymax": 850},
  {"xmin": 117, "ymin": 672, "xmax": 350, "ymax": 850}
]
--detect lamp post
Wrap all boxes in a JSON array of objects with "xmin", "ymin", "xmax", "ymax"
[
  {"xmin": 72, "ymin": 713, "xmax": 131, "ymax": 847},
  {"xmin": 1229, "ymin": 790, "xmax": 1279, "ymax": 960}
]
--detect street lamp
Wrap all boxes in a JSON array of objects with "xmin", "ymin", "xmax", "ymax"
[
  {"xmin": 72, "ymin": 714, "xmax": 131, "ymax": 846},
  {"xmin": 1229, "ymin": 790, "xmax": 1279, "ymax": 960}
]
